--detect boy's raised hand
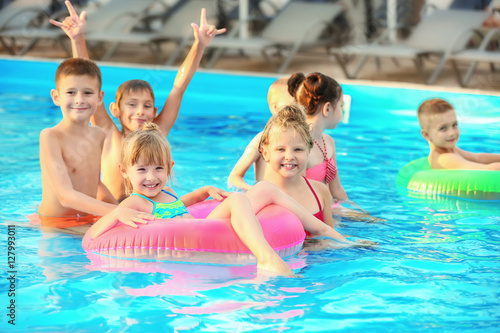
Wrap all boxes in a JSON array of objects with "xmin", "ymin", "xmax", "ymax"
[
  {"xmin": 191, "ymin": 8, "xmax": 226, "ymax": 47},
  {"xmin": 50, "ymin": 0, "xmax": 86, "ymax": 40}
]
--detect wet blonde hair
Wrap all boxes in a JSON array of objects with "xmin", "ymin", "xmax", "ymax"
[
  {"xmin": 121, "ymin": 122, "xmax": 172, "ymax": 195},
  {"xmin": 259, "ymin": 104, "xmax": 314, "ymax": 152},
  {"xmin": 267, "ymin": 77, "xmax": 294, "ymax": 113},
  {"xmin": 417, "ymin": 98, "xmax": 455, "ymax": 131}
]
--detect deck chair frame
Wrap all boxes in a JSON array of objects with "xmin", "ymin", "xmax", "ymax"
[
  {"xmin": 450, "ymin": 28, "xmax": 500, "ymax": 87},
  {"xmin": 84, "ymin": 0, "xmax": 219, "ymax": 63},
  {"xmin": 171, "ymin": 1, "xmax": 345, "ymax": 73},
  {"xmin": 329, "ymin": 9, "xmax": 489, "ymax": 85}
]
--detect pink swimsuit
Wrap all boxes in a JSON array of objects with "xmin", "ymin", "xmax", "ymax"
[
  {"xmin": 303, "ymin": 177, "xmax": 324, "ymax": 223},
  {"xmin": 303, "ymin": 177, "xmax": 325, "ymax": 237},
  {"xmin": 306, "ymin": 137, "xmax": 337, "ymax": 184}
]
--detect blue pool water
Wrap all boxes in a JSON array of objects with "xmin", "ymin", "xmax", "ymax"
[{"xmin": 1, "ymin": 58, "xmax": 499, "ymax": 332}]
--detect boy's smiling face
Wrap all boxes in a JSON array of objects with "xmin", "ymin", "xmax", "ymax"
[
  {"xmin": 52, "ymin": 74, "xmax": 103, "ymax": 123},
  {"xmin": 422, "ymin": 109, "xmax": 460, "ymax": 150},
  {"xmin": 115, "ymin": 89, "xmax": 157, "ymax": 133}
]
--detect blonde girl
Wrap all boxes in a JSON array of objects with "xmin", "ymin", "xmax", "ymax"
[{"xmin": 259, "ymin": 104, "xmax": 336, "ymax": 230}]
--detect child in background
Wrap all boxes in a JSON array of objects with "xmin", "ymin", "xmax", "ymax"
[
  {"xmin": 38, "ymin": 58, "xmax": 153, "ymax": 232},
  {"xmin": 288, "ymin": 72, "xmax": 348, "ymax": 202},
  {"xmin": 51, "ymin": 1, "xmax": 225, "ymax": 201},
  {"xmin": 91, "ymin": 123, "xmax": 358, "ymax": 275},
  {"xmin": 418, "ymin": 98, "xmax": 500, "ymax": 170},
  {"xmin": 228, "ymin": 77, "xmax": 294, "ymax": 190}
]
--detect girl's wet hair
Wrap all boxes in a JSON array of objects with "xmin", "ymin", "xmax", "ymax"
[
  {"xmin": 115, "ymin": 79, "xmax": 155, "ymax": 107},
  {"xmin": 259, "ymin": 103, "xmax": 314, "ymax": 152},
  {"xmin": 121, "ymin": 122, "xmax": 172, "ymax": 195},
  {"xmin": 288, "ymin": 72, "xmax": 342, "ymax": 115}
]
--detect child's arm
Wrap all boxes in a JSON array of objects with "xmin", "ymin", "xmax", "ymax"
[
  {"xmin": 50, "ymin": 1, "xmax": 89, "ymax": 58},
  {"xmin": 154, "ymin": 8, "xmax": 226, "ymax": 137},
  {"xmin": 327, "ymin": 138, "xmax": 349, "ymax": 201},
  {"xmin": 434, "ymin": 150, "xmax": 500, "ymax": 170},
  {"xmin": 40, "ymin": 129, "xmax": 116, "ymax": 216},
  {"xmin": 96, "ymin": 180, "xmax": 118, "ymax": 204},
  {"xmin": 228, "ymin": 133, "xmax": 263, "ymax": 190},
  {"xmin": 90, "ymin": 196, "xmax": 153, "ymax": 239},
  {"xmin": 456, "ymin": 147, "xmax": 500, "ymax": 165},
  {"xmin": 180, "ymin": 186, "xmax": 230, "ymax": 207},
  {"xmin": 328, "ymin": 172, "xmax": 348, "ymax": 201}
]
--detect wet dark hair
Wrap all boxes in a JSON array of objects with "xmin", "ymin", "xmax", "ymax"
[{"xmin": 288, "ymin": 72, "xmax": 342, "ymax": 115}]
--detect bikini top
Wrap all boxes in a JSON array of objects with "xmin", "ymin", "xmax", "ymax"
[
  {"xmin": 305, "ymin": 137, "xmax": 337, "ymax": 184},
  {"xmin": 130, "ymin": 189, "xmax": 189, "ymax": 219},
  {"xmin": 303, "ymin": 177, "xmax": 324, "ymax": 223}
]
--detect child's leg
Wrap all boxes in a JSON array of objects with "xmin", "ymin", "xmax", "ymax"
[
  {"xmin": 207, "ymin": 193, "xmax": 293, "ymax": 276},
  {"xmin": 246, "ymin": 182, "xmax": 351, "ymax": 243}
]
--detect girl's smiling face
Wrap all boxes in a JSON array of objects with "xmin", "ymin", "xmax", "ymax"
[
  {"xmin": 123, "ymin": 158, "xmax": 168, "ymax": 198},
  {"xmin": 262, "ymin": 128, "xmax": 310, "ymax": 178}
]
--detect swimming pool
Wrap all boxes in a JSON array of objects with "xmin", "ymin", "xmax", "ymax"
[{"xmin": 1, "ymin": 57, "xmax": 499, "ymax": 332}]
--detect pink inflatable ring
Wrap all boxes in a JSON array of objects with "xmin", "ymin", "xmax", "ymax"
[{"xmin": 82, "ymin": 200, "xmax": 306, "ymax": 265}]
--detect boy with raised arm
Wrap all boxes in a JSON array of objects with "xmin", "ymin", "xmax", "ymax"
[
  {"xmin": 418, "ymin": 98, "xmax": 500, "ymax": 170},
  {"xmin": 51, "ymin": 1, "xmax": 225, "ymax": 200},
  {"xmin": 38, "ymin": 58, "xmax": 153, "ymax": 232}
]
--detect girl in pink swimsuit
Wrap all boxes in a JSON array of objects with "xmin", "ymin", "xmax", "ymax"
[
  {"xmin": 288, "ymin": 72, "xmax": 347, "ymax": 203},
  {"xmin": 259, "ymin": 104, "xmax": 339, "ymax": 231}
]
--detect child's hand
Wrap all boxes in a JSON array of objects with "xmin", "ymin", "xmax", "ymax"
[
  {"xmin": 50, "ymin": 0, "xmax": 86, "ymax": 40},
  {"xmin": 352, "ymin": 239, "xmax": 378, "ymax": 247},
  {"xmin": 115, "ymin": 207, "xmax": 154, "ymax": 229},
  {"xmin": 191, "ymin": 8, "xmax": 226, "ymax": 47},
  {"xmin": 205, "ymin": 186, "xmax": 231, "ymax": 201}
]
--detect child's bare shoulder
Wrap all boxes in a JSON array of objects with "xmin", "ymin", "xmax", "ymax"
[
  {"xmin": 430, "ymin": 150, "xmax": 464, "ymax": 169},
  {"xmin": 89, "ymin": 125, "xmax": 106, "ymax": 141},
  {"xmin": 308, "ymin": 178, "xmax": 330, "ymax": 198},
  {"xmin": 121, "ymin": 194, "xmax": 149, "ymax": 211},
  {"xmin": 247, "ymin": 131, "xmax": 264, "ymax": 148},
  {"xmin": 39, "ymin": 125, "xmax": 64, "ymax": 144}
]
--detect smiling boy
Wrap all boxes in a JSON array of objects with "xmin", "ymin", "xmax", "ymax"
[
  {"xmin": 38, "ymin": 58, "xmax": 152, "ymax": 231},
  {"xmin": 417, "ymin": 98, "xmax": 500, "ymax": 170}
]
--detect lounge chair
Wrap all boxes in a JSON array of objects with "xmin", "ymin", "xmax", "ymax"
[
  {"xmin": 449, "ymin": 28, "xmax": 500, "ymax": 87},
  {"xmin": 84, "ymin": 0, "xmax": 219, "ymax": 62},
  {"xmin": 0, "ymin": 0, "xmax": 54, "ymax": 54},
  {"xmin": 182, "ymin": 1, "xmax": 345, "ymax": 73},
  {"xmin": 329, "ymin": 9, "xmax": 489, "ymax": 84},
  {"xmin": 6, "ymin": 0, "xmax": 163, "ymax": 56}
]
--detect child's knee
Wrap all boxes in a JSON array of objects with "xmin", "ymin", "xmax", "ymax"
[
  {"xmin": 253, "ymin": 181, "xmax": 280, "ymax": 195},
  {"xmin": 228, "ymin": 192, "xmax": 250, "ymax": 207}
]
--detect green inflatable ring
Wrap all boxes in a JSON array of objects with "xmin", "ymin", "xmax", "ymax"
[{"xmin": 396, "ymin": 157, "xmax": 500, "ymax": 200}]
